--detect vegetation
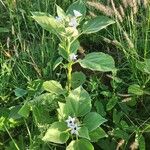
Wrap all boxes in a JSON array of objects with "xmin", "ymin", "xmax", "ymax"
[{"xmin": 0, "ymin": 0, "xmax": 150, "ymax": 149}]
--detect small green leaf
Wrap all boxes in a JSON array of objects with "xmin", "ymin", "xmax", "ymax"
[
  {"xmin": 14, "ymin": 88, "xmax": 27, "ymax": 98},
  {"xmin": 78, "ymin": 126, "xmax": 90, "ymax": 140},
  {"xmin": 82, "ymin": 16, "xmax": 115, "ymax": 34},
  {"xmin": 18, "ymin": 102, "xmax": 30, "ymax": 118},
  {"xmin": 78, "ymin": 52, "xmax": 116, "ymax": 72},
  {"xmin": 43, "ymin": 80, "xmax": 65, "ymax": 95},
  {"xmin": 89, "ymin": 127, "xmax": 108, "ymax": 142},
  {"xmin": 138, "ymin": 135, "xmax": 145, "ymax": 150},
  {"xmin": 9, "ymin": 106, "xmax": 22, "ymax": 120},
  {"xmin": 56, "ymin": 5, "xmax": 66, "ymax": 19},
  {"xmin": 83, "ymin": 112, "xmax": 107, "ymax": 131},
  {"xmin": 128, "ymin": 84, "xmax": 143, "ymax": 96},
  {"xmin": 66, "ymin": 86, "xmax": 92, "ymax": 117},
  {"xmin": 106, "ymin": 96, "xmax": 118, "ymax": 111},
  {"xmin": 136, "ymin": 59, "xmax": 150, "ymax": 74},
  {"xmin": 71, "ymin": 72, "xmax": 86, "ymax": 89},
  {"xmin": 70, "ymin": 40, "xmax": 80, "ymax": 54},
  {"xmin": 58, "ymin": 42, "xmax": 68, "ymax": 60},
  {"xmin": 53, "ymin": 57, "xmax": 63, "ymax": 70},
  {"xmin": 113, "ymin": 109, "xmax": 123, "ymax": 124},
  {"xmin": 94, "ymin": 100, "xmax": 106, "ymax": 117},
  {"xmin": 66, "ymin": 139, "xmax": 94, "ymax": 150},
  {"xmin": 42, "ymin": 122, "xmax": 69, "ymax": 144},
  {"xmin": 66, "ymin": 0, "xmax": 86, "ymax": 21}
]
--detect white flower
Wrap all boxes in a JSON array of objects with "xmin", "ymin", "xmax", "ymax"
[
  {"xmin": 73, "ymin": 10, "xmax": 82, "ymax": 17},
  {"xmin": 69, "ymin": 53, "xmax": 78, "ymax": 61},
  {"xmin": 65, "ymin": 116, "xmax": 76, "ymax": 128},
  {"xmin": 69, "ymin": 17, "xmax": 78, "ymax": 28},
  {"xmin": 55, "ymin": 16, "xmax": 63, "ymax": 22},
  {"xmin": 70, "ymin": 123, "xmax": 80, "ymax": 135}
]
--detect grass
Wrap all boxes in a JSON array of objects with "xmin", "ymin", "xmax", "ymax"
[{"xmin": 0, "ymin": 0, "xmax": 150, "ymax": 149}]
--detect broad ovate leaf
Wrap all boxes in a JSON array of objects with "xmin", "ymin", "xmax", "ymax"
[
  {"xmin": 66, "ymin": 139, "xmax": 94, "ymax": 150},
  {"xmin": 79, "ymin": 52, "xmax": 115, "ymax": 72},
  {"xmin": 66, "ymin": 0, "xmax": 86, "ymax": 21},
  {"xmin": 43, "ymin": 80, "xmax": 65, "ymax": 95},
  {"xmin": 82, "ymin": 16, "xmax": 115, "ymax": 34},
  {"xmin": 66, "ymin": 86, "xmax": 92, "ymax": 117},
  {"xmin": 83, "ymin": 112, "xmax": 107, "ymax": 131},
  {"xmin": 32, "ymin": 12, "xmax": 65, "ymax": 38},
  {"xmin": 42, "ymin": 122, "xmax": 69, "ymax": 144}
]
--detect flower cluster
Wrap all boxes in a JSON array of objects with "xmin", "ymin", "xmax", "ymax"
[
  {"xmin": 55, "ymin": 10, "xmax": 82, "ymax": 37},
  {"xmin": 65, "ymin": 116, "xmax": 80, "ymax": 135}
]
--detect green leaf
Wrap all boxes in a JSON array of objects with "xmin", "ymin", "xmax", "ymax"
[
  {"xmin": 89, "ymin": 127, "xmax": 108, "ymax": 142},
  {"xmin": 66, "ymin": 139, "xmax": 94, "ymax": 150},
  {"xmin": 83, "ymin": 112, "xmax": 107, "ymax": 131},
  {"xmin": 128, "ymin": 84, "xmax": 143, "ymax": 96},
  {"xmin": 0, "ymin": 27, "xmax": 9, "ymax": 33},
  {"xmin": 78, "ymin": 126, "xmax": 90, "ymax": 140},
  {"xmin": 58, "ymin": 42, "xmax": 68, "ymax": 60},
  {"xmin": 94, "ymin": 100, "xmax": 106, "ymax": 117},
  {"xmin": 113, "ymin": 109, "xmax": 123, "ymax": 124},
  {"xmin": 42, "ymin": 122, "xmax": 69, "ymax": 144},
  {"xmin": 113, "ymin": 128, "xmax": 129, "ymax": 141},
  {"xmin": 56, "ymin": 5, "xmax": 66, "ymax": 19},
  {"xmin": 66, "ymin": 0, "xmax": 86, "ymax": 21},
  {"xmin": 18, "ymin": 102, "xmax": 30, "ymax": 118},
  {"xmin": 57, "ymin": 102, "xmax": 68, "ymax": 121},
  {"xmin": 32, "ymin": 12, "xmax": 65, "ymax": 38},
  {"xmin": 14, "ymin": 88, "xmax": 27, "ymax": 98},
  {"xmin": 70, "ymin": 40, "xmax": 80, "ymax": 54},
  {"xmin": 71, "ymin": 72, "xmax": 86, "ymax": 89},
  {"xmin": 43, "ymin": 80, "xmax": 65, "ymax": 95},
  {"xmin": 53, "ymin": 57, "xmax": 63, "ymax": 70},
  {"xmin": 82, "ymin": 16, "xmax": 115, "ymax": 34},
  {"xmin": 136, "ymin": 59, "xmax": 150, "ymax": 74},
  {"xmin": 138, "ymin": 135, "xmax": 145, "ymax": 150},
  {"xmin": 30, "ymin": 93, "xmax": 55, "ymax": 105},
  {"xmin": 66, "ymin": 86, "xmax": 92, "ymax": 117},
  {"xmin": 106, "ymin": 96, "xmax": 118, "ymax": 111},
  {"xmin": 30, "ymin": 93, "xmax": 56, "ymax": 125},
  {"xmin": 9, "ymin": 106, "xmax": 22, "ymax": 120},
  {"xmin": 79, "ymin": 52, "xmax": 115, "ymax": 72}
]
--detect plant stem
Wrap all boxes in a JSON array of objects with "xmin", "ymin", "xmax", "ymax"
[{"xmin": 67, "ymin": 61, "xmax": 73, "ymax": 92}]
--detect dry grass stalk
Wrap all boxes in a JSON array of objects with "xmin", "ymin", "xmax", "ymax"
[
  {"xmin": 119, "ymin": 5, "xmax": 125, "ymax": 18},
  {"xmin": 123, "ymin": 30, "xmax": 134, "ymax": 49},
  {"xmin": 116, "ymin": 139, "xmax": 125, "ymax": 150},
  {"xmin": 89, "ymin": 11, "xmax": 96, "ymax": 17},
  {"xmin": 87, "ymin": 1, "xmax": 114, "ymax": 17},
  {"xmin": 130, "ymin": 141, "xmax": 139, "ymax": 150},
  {"xmin": 132, "ymin": 0, "xmax": 138, "ymax": 14},
  {"xmin": 122, "ymin": 0, "xmax": 128, "ymax": 8},
  {"xmin": 110, "ymin": 0, "xmax": 123, "ymax": 22},
  {"xmin": 142, "ymin": 0, "xmax": 148, "ymax": 7}
]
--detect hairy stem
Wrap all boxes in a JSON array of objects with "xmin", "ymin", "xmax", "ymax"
[{"xmin": 67, "ymin": 61, "xmax": 73, "ymax": 92}]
